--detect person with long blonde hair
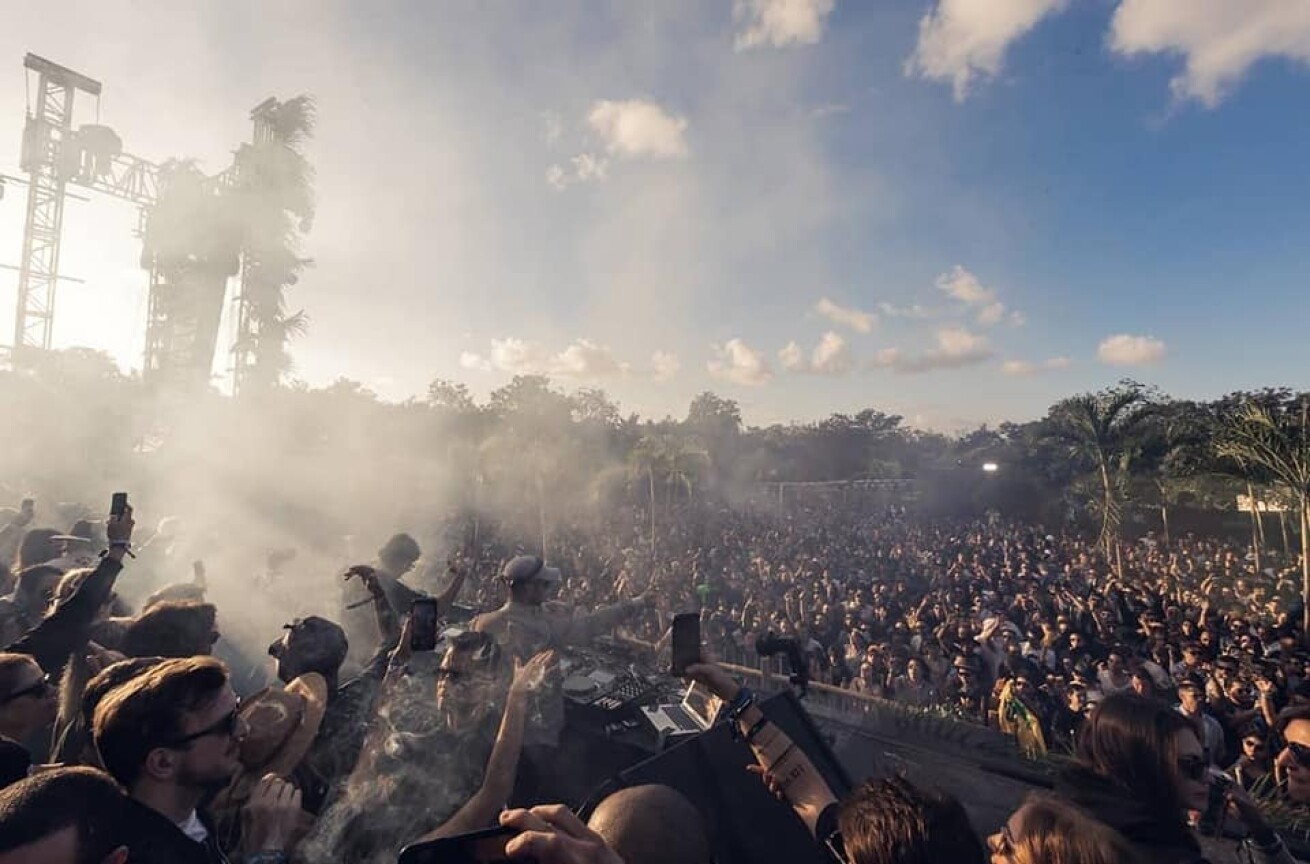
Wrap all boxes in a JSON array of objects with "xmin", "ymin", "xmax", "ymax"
[{"xmin": 988, "ymin": 793, "xmax": 1144, "ymax": 864}]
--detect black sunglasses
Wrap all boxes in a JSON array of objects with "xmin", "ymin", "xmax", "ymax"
[
  {"xmin": 0, "ymin": 674, "xmax": 52, "ymax": 704},
  {"xmin": 164, "ymin": 704, "xmax": 241, "ymax": 748},
  {"xmin": 1287, "ymin": 741, "xmax": 1310, "ymax": 768}
]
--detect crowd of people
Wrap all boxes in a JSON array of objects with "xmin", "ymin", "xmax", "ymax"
[{"xmin": 0, "ymin": 489, "xmax": 1307, "ymax": 864}]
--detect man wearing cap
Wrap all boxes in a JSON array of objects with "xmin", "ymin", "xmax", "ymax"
[
  {"xmin": 472, "ymin": 555, "xmax": 649, "ymax": 802},
  {"xmin": 1178, "ymin": 679, "xmax": 1227, "ymax": 766},
  {"xmin": 472, "ymin": 555, "xmax": 649, "ymax": 665}
]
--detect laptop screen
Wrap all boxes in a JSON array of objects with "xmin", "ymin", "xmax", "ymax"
[{"xmin": 681, "ymin": 682, "xmax": 719, "ymax": 728}]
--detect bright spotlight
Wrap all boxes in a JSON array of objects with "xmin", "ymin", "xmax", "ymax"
[{"xmin": 982, "ymin": 462, "xmax": 999, "ymax": 473}]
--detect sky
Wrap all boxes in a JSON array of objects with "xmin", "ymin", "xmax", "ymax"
[{"xmin": 0, "ymin": 0, "xmax": 1307, "ymax": 431}]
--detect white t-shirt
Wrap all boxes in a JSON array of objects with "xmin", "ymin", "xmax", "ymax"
[{"xmin": 177, "ymin": 809, "xmax": 209, "ymax": 844}]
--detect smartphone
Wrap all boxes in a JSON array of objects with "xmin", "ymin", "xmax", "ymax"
[
  {"xmin": 410, "ymin": 598, "xmax": 439, "ymax": 652},
  {"xmin": 398, "ymin": 825, "xmax": 520, "ymax": 864},
  {"xmin": 110, "ymin": 492, "xmax": 128, "ymax": 517},
  {"xmin": 671, "ymin": 612, "xmax": 701, "ymax": 676}
]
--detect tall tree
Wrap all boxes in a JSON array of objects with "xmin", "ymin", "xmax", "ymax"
[
  {"xmin": 1046, "ymin": 381, "xmax": 1159, "ymax": 563},
  {"xmin": 1216, "ymin": 395, "xmax": 1310, "ymax": 634}
]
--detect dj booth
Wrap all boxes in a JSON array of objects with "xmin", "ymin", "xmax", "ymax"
[{"xmin": 541, "ymin": 639, "xmax": 850, "ymax": 864}]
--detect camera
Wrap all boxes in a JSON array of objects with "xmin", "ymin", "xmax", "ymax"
[{"xmin": 755, "ymin": 632, "xmax": 809, "ymax": 695}]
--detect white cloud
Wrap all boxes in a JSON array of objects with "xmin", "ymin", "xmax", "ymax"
[
  {"xmin": 811, "ymin": 331, "xmax": 852, "ymax": 375},
  {"xmin": 1003, "ymin": 355, "xmax": 1072, "ymax": 376},
  {"xmin": 934, "ymin": 265, "xmax": 1024, "ymax": 328},
  {"xmin": 546, "ymin": 152, "xmax": 611, "ymax": 190},
  {"xmin": 977, "ymin": 301, "xmax": 1007, "ymax": 327},
  {"xmin": 709, "ymin": 338, "xmax": 773, "ymax": 386},
  {"xmin": 459, "ymin": 351, "xmax": 492, "ymax": 372},
  {"xmin": 815, "ymin": 297, "xmax": 877, "ymax": 333},
  {"xmin": 937, "ymin": 264, "xmax": 996, "ymax": 305},
  {"xmin": 1098, "ymin": 334, "xmax": 1167, "ymax": 366},
  {"xmin": 888, "ymin": 326, "xmax": 994, "ymax": 373},
  {"xmin": 878, "ymin": 302, "xmax": 941, "ymax": 320},
  {"xmin": 779, "ymin": 340, "xmax": 807, "ymax": 371},
  {"xmin": 906, "ymin": 0, "xmax": 1068, "ymax": 101},
  {"xmin": 588, "ymin": 99, "xmax": 689, "ymax": 160},
  {"xmin": 553, "ymin": 339, "xmax": 628, "ymax": 377},
  {"xmin": 779, "ymin": 331, "xmax": 853, "ymax": 375},
  {"xmin": 1109, "ymin": 0, "xmax": 1310, "ymax": 107},
  {"xmin": 734, "ymin": 0, "xmax": 836, "ymax": 50},
  {"xmin": 459, "ymin": 337, "xmax": 631, "ymax": 378},
  {"xmin": 651, "ymin": 351, "xmax": 681, "ymax": 382}
]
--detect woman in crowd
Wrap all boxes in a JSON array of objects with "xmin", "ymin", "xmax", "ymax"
[
  {"xmin": 988, "ymin": 793, "xmax": 1144, "ymax": 864},
  {"xmin": 1055, "ymin": 692, "xmax": 1294, "ymax": 864}
]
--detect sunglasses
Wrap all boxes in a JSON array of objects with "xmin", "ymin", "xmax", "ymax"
[
  {"xmin": 164, "ymin": 704, "xmax": 242, "ymax": 748},
  {"xmin": 1287, "ymin": 741, "xmax": 1310, "ymax": 768},
  {"xmin": 0, "ymin": 674, "xmax": 52, "ymax": 704},
  {"xmin": 1177, "ymin": 755, "xmax": 1208, "ymax": 781}
]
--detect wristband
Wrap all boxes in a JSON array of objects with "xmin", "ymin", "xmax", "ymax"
[
  {"xmin": 744, "ymin": 714, "xmax": 770, "ymax": 744},
  {"xmin": 726, "ymin": 687, "xmax": 755, "ymax": 722}
]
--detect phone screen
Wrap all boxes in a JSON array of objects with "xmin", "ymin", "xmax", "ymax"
[
  {"xmin": 110, "ymin": 492, "xmax": 128, "ymax": 517},
  {"xmin": 671, "ymin": 612, "xmax": 700, "ymax": 676},
  {"xmin": 399, "ymin": 825, "xmax": 517, "ymax": 864},
  {"xmin": 410, "ymin": 598, "xmax": 439, "ymax": 652}
]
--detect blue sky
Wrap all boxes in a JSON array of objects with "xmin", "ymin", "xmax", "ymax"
[{"xmin": 0, "ymin": 0, "xmax": 1307, "ymax": 429}]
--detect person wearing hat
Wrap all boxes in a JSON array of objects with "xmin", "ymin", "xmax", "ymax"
[
  {"xmin": 472, "ymin": 555, "xmax": 649, "ymax": 666},
  {"xmin": 471, "ymin": 555, "xmax": 649, "ymax": 802},
  {"xmin": 266, "ymin": 615, "xmax": 359, "ymax": 816}
]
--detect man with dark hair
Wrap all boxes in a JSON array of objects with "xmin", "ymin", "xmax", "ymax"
[
  {"xmin": 836, "ymin": 776, "xmax": 986, "ymax": 864},
  {"xmin": 91, "ymin": 656, "xmax": 301, "ymax": 864},
  {"xmin": 0, "ymin": 766, "xmax": 128, "ymax": 864},
  {"xmin": 1275, "ymin": 704, "xmax": 1310, "ymax": 805},
  {"xmin": 586, "ymin": 784, "xmax": 712, "ymax": 864},
  {"xmin": 121, "ymin": 601, "xmax": 220, "ymax": 659}
]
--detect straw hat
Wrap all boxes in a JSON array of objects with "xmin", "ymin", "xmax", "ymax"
[{"xmin": 212, "ymin": 672, "xmax": 327, "ymax": 810}]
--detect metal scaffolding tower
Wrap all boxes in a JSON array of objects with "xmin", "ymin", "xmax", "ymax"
[{"xmin": 13, "ymin": 54, "xmax": 101, "ymax": 355}]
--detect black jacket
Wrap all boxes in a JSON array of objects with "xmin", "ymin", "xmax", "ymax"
[
  {"xmin": 119, "ymin": 797, "xmax": 230, "ymax": 864},
  {"xmin": 1054, "ymin": 764, "xmax": 1205, "ymax": 864},
  {"xmin": 6, "ymin": 555, "xmax": 122, "ymax": 679}
]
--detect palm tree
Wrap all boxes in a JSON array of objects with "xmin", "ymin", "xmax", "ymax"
[
  {"xmin": 1216, "ymin": 397, "xmax": 1310, "ymax": 634},
  {"xmin": 629, "ymin": 432, "xmax": 709, "ymax": 553},
  {"xmin": 231, "ymin": 96, "xmax": 316, "ymax": 394},
  {"xmin": 1047, "ymin": 382, "xmax": 1158, "ymax": 564}
]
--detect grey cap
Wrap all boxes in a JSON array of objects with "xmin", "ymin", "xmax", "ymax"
[{"xmin": 502, "ymin": 554, "xmax": 562, "ymax": 584}]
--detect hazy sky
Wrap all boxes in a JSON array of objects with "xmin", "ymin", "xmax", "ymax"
[{"xmin": 1, "ymin": 1, "xmax": 1308, "ymax": 429}]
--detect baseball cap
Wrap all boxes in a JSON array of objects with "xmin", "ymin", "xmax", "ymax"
[{"xmin": 502, "ymin": 555, "xmax": 562, "ymax": 584}]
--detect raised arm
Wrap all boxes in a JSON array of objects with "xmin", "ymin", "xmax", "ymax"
[
  {"xmin": 7, "ymin": 506, "xmax": 134, "ymax": 678},
  {"xmin": 435, "ymin": 558, "xmax": 470, "ymax": 618},
  {"xmin": 420, "ymin": 651, "xmax": 556, "ymax": 839},
  {"xmin": 684, "ymin": 662, "xmax": 838, "ymax": 835}
]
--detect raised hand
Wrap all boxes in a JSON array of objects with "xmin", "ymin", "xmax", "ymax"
[{"xmin": 512, "ymin": 650, "xmax": 557, "ymax": 696}]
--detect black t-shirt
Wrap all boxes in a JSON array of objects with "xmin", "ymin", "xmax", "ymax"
[{"xmin": 0, "ymin": 736, "xmax": 30, "ymax": 790}]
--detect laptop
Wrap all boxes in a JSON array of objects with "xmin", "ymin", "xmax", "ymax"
[{"xmin": 642, "ymin": 682, "xmax": 721, "ymax": 737}]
